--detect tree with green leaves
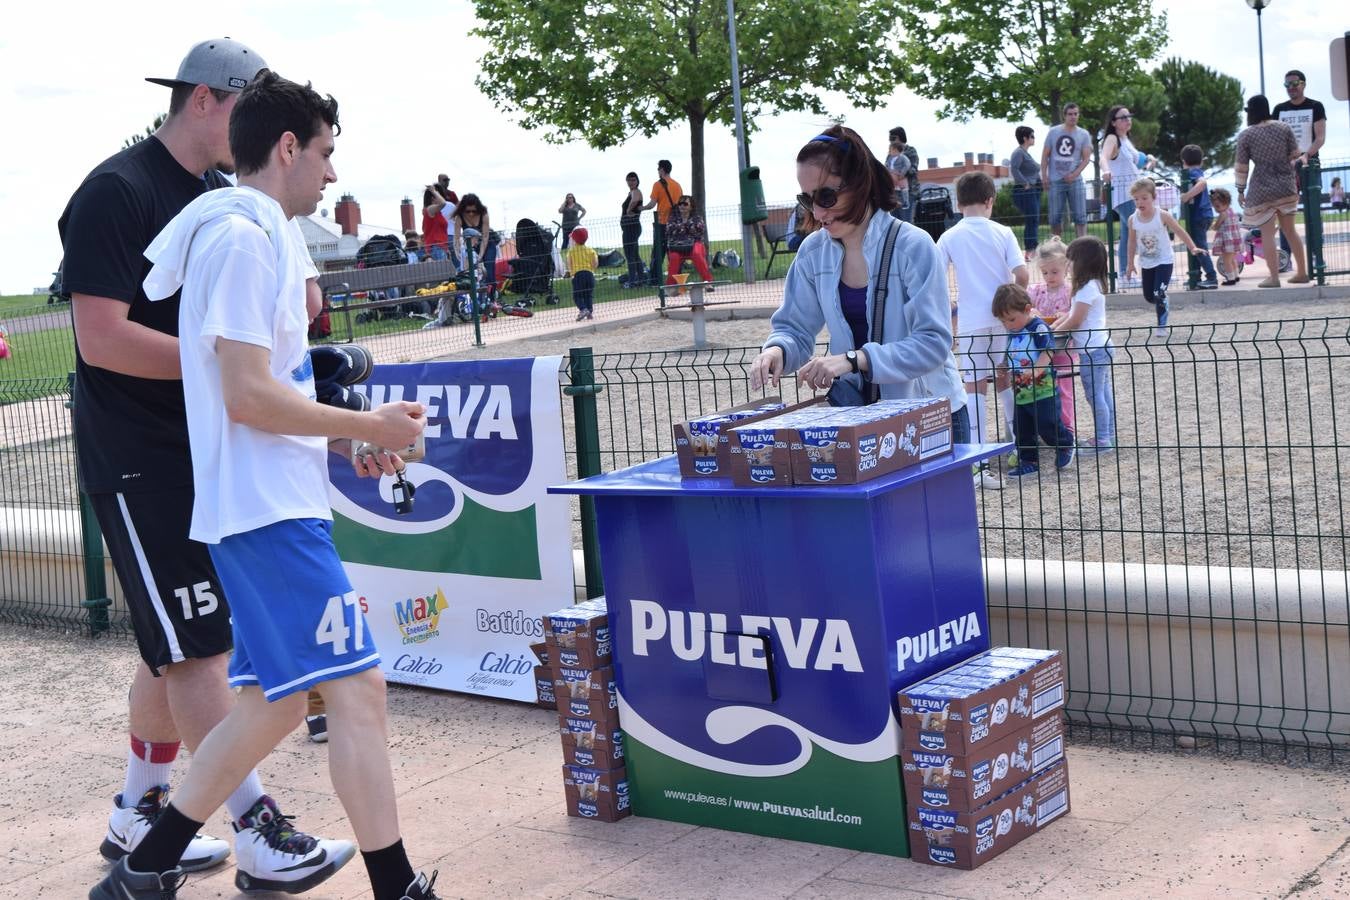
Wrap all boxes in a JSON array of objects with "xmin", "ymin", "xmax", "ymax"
[
  {"xmin": 1153, "ymin": 58, "xmax": 1244, "ymax": 171},
  {"xmin": 470, "ymin": 0, "xmax": 907, "ymax": 207},
  {"xmin": 896, "ymin": 0, "xmax": 1168, "ymax": 126},
  {"xmin": 123, "ymin": 113, "xmax": 168, "ymax": 149}
]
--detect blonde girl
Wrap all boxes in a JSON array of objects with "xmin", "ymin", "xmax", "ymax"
[
  {"xmin": 1126, "ymin": 177, "xmax": 1207, "ymax": 337},
  {"xmin": 1028, "ymin": 238, "xmax": 1076, "ymax": 432}
]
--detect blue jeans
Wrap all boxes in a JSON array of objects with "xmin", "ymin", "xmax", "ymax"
[
  {"xmin": 896, "ymin": 189, "xmax": 915, "ymax": 223},
  {"xmin": 1014, "ymin": 395, "xmax": 1075, "ymax": 468},
  {"xmin": 1114, "ymin": 199, "xmax": 1135, "ymax": 278},
  {"xmin": 1079, "ymin": 343, "xmax": 1116, "ymax": 446},
  {"xmin": 1012, "ymin": 185, "xmax": 1041, "ymax": 251},
  {"xmin": 572, "ymin": 270, "xmax": 595, "ymax": 312},
  {"xmin": 1141, "ymin": 264, "xmax": 1171, "ymax": 326},
  {"xmin": 1048, "ymin": 179, "xmax": 1086, "ymax": 228},
  {"xmin": 951, "ymin": 404, "xmax": 971, "ymax": 444},
  {"xmin": 1187, "ymin": 215, "xmax": 1218, "ymax": 282}
]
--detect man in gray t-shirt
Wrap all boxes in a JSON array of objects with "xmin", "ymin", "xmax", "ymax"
[{"xmin": 1040, "ymin": 103, "xmax": 1092, "ymax": 238}]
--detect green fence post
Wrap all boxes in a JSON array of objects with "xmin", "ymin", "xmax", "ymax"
[
  {"xmin": 466, "ymin": 240, "xmax": 484, "ymax": 347},
  {"xmin": 563, "ymin": 347, "xmax": 605, "ymax": 598},
  {"xmin": 1104, "ymin": 180, "xmax": 1117, "ymax": 292},
  {"xmin": 66, "ymin": 372, "xmax": 111, "ymax": 636},
  {"xmin": 1302, "ymin": 159, "xmax": 1326, "ymax": 285},
  {"xmin": 1181, "ymin": 170, "xmax": 1199, "ymax": 290}
]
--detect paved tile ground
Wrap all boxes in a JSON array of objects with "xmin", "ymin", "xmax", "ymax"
[{"xmin": 1, "ymin": 623, "xmax": 1346, "ymax": 899}]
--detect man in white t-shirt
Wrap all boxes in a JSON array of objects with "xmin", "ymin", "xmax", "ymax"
[
  {"xmin": 93, "ymin": 71, "xmax": 439, "ymax": 900},
  {"xmin": 937, "ymin": 171, "xmax": 1029, "ymax": 489}
]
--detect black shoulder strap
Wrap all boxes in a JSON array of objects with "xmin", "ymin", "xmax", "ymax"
[
  {"xmin": 864, "ymin": 218, "xmax": 904, "ymax": 404},
  {"xmin": 659, "ymin": 179, "xmax": 677, "ymax": 207}
]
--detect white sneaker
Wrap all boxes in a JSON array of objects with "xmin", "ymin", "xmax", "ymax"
[
  {"xmin": 233, "ymin": 795, "xmax": 355, "ymax": 894},
  {"xmin": 100, "ymin": 785, "xmax": 231, "ymax": 873},
  {"xmin": 976, "ymin": 466, "xmax": 1004, "ymax": 490}
]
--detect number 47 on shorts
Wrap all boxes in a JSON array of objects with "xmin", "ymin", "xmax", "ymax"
[{"xmin": 316, "ymin": 592, "xmax": 367, "ymax": 656}]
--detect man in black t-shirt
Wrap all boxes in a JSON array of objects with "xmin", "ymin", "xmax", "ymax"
[
  {"xmin": 59, "ymin": 38, "xmax": 354, "ymax": 894},
  {"xmin": 1272, "ymin": 69, "xmax": 1327, "ymax": 259}
]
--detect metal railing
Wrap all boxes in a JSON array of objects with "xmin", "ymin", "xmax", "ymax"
[
  {"xmin": 4, "ymin": 235, "xmax": 1349, "ymax": 762},
  {"xmin": 557, "ymin": 320, "xmax": 1350, "ymax": 760}
]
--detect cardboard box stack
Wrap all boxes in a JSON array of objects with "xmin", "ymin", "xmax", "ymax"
[
  {"xmin": 530, "ymin": 641, "xmax": 554, "ymax": 709},
  {"xmin": 673, "ymin": 398, "xmax": 795, "ymax": 478},
  {"xmin": 728, "ymin": 398, "xmax": 953, "ymax": 487},
  {"xmin": 542, "ymin": 598, "xmax": 631, "ymax": 822},
  {"xmin": 897, "ymin": 648, "xmax": 1069, "ymax": 869}
]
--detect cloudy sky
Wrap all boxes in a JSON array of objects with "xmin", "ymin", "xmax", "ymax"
[{"xmin": 1, "ymin": 0, "xmax": 1344, "ymax": 294}]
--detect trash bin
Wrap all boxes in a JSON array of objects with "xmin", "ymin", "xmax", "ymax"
[{"xmin": 740, "ymin": 167, "xmax": 767, "ymax": 224}]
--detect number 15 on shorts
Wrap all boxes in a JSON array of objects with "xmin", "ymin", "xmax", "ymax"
[{"xmin": 316, "ymin": 591, "xmax": 366, "ymax": 656}]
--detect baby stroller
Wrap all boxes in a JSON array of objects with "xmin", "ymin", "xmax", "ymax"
[
  {"xmin": 355, "ymin": 234, "xmax": 429, "ymax": 321},
  {"xmin": 913, "ymin": 186, "xmax": 958, "ymax": 242},
  {"xmin": 506, "ymin": 218, "xmax": 559, "ymax": 305}
]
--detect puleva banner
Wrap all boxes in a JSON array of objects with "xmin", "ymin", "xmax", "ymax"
[{"xmin": 326, "ymin": 356, "xmax": 574, "ymax": 702}]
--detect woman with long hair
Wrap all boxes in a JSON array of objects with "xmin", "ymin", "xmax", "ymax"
[
  {"xmin": 750, "ymin": 125, "xmax": 967, "ymax": 437},
  {"xmin": 557, "ymin": 192, "xmax": 587, "ymax": 248},
  {"xmin": 663, "ymin": 195, "xmax": 713, "ymax": 286},
  {"xmin": 1100, "ymin": 104, "xmax": 1155, "ymax": 283},
  {"xmin": 619, "ymin": 172, "xmax": 646, "ymax": 287},
  {"xmin": 453, "ymin": 193, "xmax": 497, "ymax": 296}
]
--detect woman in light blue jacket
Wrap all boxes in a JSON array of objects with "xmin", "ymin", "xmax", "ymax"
[{"xmin": 750, "ymin": 125, "xmax": 969, "ymax": 441}]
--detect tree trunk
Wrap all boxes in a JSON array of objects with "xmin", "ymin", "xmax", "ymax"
[{"xmin": 689, "ymin": 113, "xmax": 706, "ymax": 213}]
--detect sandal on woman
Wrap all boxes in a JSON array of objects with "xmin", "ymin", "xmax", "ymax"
[
  {"xmin": 1288, "ymin": 274, "xmax": 1311, "ymax": 284},
  {"xmin": 1258, "ymin": 276, "xmax": 1281, "ymax": 288},
  {"xmin": 1221, "ymin": 277, "xmax": 1240, "ymax": 286}
]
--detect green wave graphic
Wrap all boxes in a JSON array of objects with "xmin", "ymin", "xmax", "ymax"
[
  {"xmin": 623, "ymin": 735, "xmax": 909, "ymax": 857},
  {"xmin": 332, "ymin": 498, "xmax": 541, "ymax": 579}
]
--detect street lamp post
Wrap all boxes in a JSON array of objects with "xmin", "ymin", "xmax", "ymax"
[{"xmin": 1245, "ymin": 0, "xmax": 1274, "ymax": 95}]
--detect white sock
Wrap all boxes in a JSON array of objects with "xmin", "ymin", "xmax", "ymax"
[
  {"xmin": 225, "ymin": 771, "xmax": 267, "ymax": 823},
  {"xmin": 122, "ymin": 738, "xmax": 176, "ymax": 805},
  {"xmin": 997, "ymin": 388, "xmax": 1015, "ymax": 440},
  {"xmin": 969, "ymin": 391, "xmax": 989, "ymax": 445}
]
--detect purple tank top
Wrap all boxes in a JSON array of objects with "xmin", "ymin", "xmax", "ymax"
[{"xmin": 839, "ymin": 281, "xmax": 869, "ymax": 350}]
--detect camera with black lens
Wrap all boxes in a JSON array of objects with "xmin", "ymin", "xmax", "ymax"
[{"xmin": 309, "ymin": 344, "xmax": 420, "ymax": 516}]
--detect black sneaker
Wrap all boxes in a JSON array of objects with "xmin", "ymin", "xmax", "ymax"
[
  {"xmin": 90, "ymin": 857, "xmax": 186, "ymax": 899},
  {"xmin": 305, "ymin": 714, "xmax": 328, "ymax": 744},
  {"xmin": 402, "ymin": 870, "xmax": 440, "ymax": 900}
]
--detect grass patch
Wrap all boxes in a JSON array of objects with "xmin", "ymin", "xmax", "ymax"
[
  {"xmin": 0, "ymin": 295, "xmax": 63, "ymax": 319},
  {"xmin": 0, "ymin": 325, "xmax": 75, "ymax": 385}
]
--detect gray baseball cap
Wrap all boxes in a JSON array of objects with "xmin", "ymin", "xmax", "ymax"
[{"xmin": 146, "ymin": 37, "xmax": 267, "ymax": 93}]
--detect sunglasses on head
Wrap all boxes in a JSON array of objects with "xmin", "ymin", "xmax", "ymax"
[{"xmin": 797, "ymin": 186, "xmax": 845, "ymax": 209}]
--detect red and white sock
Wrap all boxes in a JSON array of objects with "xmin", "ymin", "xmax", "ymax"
[{"xmin": 122, "ymin": 734, "xmax": 179, "ymax": 805}]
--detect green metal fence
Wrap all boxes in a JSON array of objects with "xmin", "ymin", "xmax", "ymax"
[
  {"xmin": 5, "ymin": 296, "xmax": 1348, "ymax": 760},
  {"xmin": 558, "ymin": 319, "xmax": 1350, "ymax": 761},
  {"xmin": 1305, "ymin": 157, "xmax": 1350, "ymax": 284}
]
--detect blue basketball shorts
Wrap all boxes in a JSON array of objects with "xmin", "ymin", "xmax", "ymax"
[{"xmin": 207, "ymin": 518, "xmax": 381, "ymax": 701}]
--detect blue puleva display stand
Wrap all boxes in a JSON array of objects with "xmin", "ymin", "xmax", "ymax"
[{"xmin": 550, "ymin": 442, "xmax": 1008, "ymax": 856}]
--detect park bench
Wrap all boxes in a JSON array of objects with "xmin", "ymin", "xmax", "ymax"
[
  {"xmin": 654, "ymin": 279, "xmax": 735, "ymax": 349},
  {"xmin": 316, "ymin": 259, "xmax": 466, "ymax": 341}
]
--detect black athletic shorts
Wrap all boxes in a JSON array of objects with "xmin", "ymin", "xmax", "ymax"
[{"xmin": 89, "ymin": 487, "xmax": 232, "ymax": 673}]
